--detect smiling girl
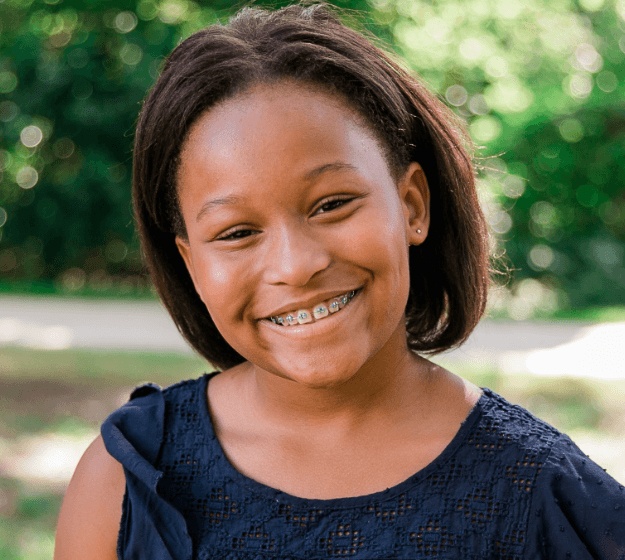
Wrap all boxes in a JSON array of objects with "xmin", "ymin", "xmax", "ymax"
[{"xmin": 55, "ymin": 4, "xmax": 625, "ymax": 559}]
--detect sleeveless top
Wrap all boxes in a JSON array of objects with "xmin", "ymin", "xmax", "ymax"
[{"xmin": 101, "ymin": 373, "xmax": 625, "ymax": 559}]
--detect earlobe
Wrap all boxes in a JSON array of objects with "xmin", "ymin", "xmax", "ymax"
[{"xmin": 400, "ymin": 162, "xmax": 430, "ymax": 247}]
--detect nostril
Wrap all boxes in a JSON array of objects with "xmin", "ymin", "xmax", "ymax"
[{"xmin": 264, "ymin": 230, "xmax": 332, "ymax": 286}]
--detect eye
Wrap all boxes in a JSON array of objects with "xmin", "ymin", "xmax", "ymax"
[
  {"xmin": 215, "ymin": 228, "xmax": 258, "ymax": 241},
  {"xmin": 315, "ymin": 196, "xmax": 355, "ymax": 214}
]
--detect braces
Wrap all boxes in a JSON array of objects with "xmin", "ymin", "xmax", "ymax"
[{"xmin": 269, "ymin": 290, "xmax": 356, "ymax": 326}]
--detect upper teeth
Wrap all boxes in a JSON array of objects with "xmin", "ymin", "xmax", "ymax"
[{"xmin": 269, "ymin": 290, "xmax": 356, "ymax": 326}]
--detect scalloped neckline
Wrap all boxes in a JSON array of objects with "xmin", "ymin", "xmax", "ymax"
[{"xmin": 199, "ymin": 372, "xmax": 490, "ymax": 509}]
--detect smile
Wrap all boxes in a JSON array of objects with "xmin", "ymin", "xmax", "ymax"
[{"xmin": 267, "ymin": 290, "xmax": 358, "ymax": 326}]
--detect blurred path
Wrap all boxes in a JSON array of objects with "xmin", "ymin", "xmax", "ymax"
[
  {"xmin": 0, "ymin": 295, "xmax": 188, "ymax": 352},
  {"xmin": 1, "ymin": 295, "xmax": 624, "ymax": 379},
  {"xmin": 441, "ymin": 320, "xmax": 625, "ymax": 380}
]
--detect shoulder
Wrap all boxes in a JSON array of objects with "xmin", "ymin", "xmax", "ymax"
[
  {"xmin": 102, "ymin": 375, "xmax": 210, "ymax": 464},
  {"xmin": 447, "ymin": 389, "xmax": 565, "ymax": 504},
  {"xmin": 54, "ymin": 436, "xmax": 124, "ymax": 560},
  {"xmin": 530, "ymin": 433, "xmax": 625, "ymax": 555},
  {"xmin": 54, "ymin": 379, "xmax": 174, "ymax": 560},
  {"xmin": 55, "ymin": 375, "xmax": 210, "ymax": 560},
  {"xmin": 102, "ymin": 377, "xmax": 208, "ymax": 558},
  {"xmin": 469, "ymin": 391, "xmax": 625, "ymax": 553},
  {"xmin": 472, "ymin": 388, "xmax": 563, "ymax": 457},
  {"xmin": 476, "ymin": 390, "xmax": 625, "ymax": 555}
]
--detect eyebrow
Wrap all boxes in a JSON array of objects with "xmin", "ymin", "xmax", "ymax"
[
  {"xmin": 194, "ymin": 162, "xmax": 358, "ymax": 223},
  {"xmin": 195, "ymin": 194, "xmax": 245, "ymax": 223},
  {"xmin": 304, "ymin": 162, "xmax": 358, "ymax": 181}
]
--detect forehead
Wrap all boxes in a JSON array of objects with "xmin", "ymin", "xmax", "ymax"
[{"xmin": 177, "ymin": 81, "xmax": 388, "ymax": 188}]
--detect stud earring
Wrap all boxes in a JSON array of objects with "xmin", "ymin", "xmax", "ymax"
[{"xmin": 417, "ymin": 228, "xmax": 422, "ymax": 234}]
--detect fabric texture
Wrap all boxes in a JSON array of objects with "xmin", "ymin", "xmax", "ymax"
[{"xmin": 101, "ymin": 373, "xmax": 625, "ymax": 559}]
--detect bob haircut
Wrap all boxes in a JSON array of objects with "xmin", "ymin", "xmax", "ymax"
[{"xmin": 133, "ymin": 2, "xmax": 490, "ymax": 371}]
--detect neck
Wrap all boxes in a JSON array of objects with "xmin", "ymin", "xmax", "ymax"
[{"xmin": 247, "ymin": 326, "xmax": 438, "ymax": 429}]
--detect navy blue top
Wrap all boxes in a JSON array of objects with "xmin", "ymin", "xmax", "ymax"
[{"xmin": 101, "ymin": 373, "xmax": 625, "ymax": 559}]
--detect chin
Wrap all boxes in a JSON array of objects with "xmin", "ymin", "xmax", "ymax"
[{"xmin": 262, "ymin": 351, "xmax": 367, "ymax": 389}]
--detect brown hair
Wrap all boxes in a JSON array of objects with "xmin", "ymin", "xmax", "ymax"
[{"xmin": 133, "ymin": 2, "xmax": 489, "ymax": 370}]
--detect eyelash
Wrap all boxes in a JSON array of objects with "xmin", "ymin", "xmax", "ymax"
[
  {"xmin": 215, "ymin": 228, "xmax": 257, "ymax": 241},
  {"xmin": 314, "ymin": 195, "xmax": 355, "ymax": 214},
  {"xmin": 214, "ymin": 196, "xmax": 356, "ymax": 241}
]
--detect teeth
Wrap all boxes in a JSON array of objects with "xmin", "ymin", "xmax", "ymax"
[
  {"xmin": 328, "ymin": 299, "xmax": 340, "ymax": 313},
  {"xmin": 313, "ymin": 305, "xmax": 329, "ymax": 320},
  {"xmin": 269, "ymin": 290, "xmax": 357, "ymax": 326},
  {"xmin": 297, "ymin": 310, "xmax": 312, "ymax": 324}
]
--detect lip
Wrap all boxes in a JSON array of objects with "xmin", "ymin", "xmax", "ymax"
[
  {"xmin": 260, "ymin": 288, "xmax": 362, "ymax": 335},
  {"xmin": 259, "ymin": 288, "xmax": 362, "ymax": 320}
]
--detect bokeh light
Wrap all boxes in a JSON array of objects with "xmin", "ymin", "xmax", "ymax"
[
  {"xmin": 20, "ymin": 125, "xmax": 44, "ymax": 148},
  {"xmin": 16, "ymin": 166, "xmax": 39, "ymax": 189},
  {"xmin": 0, "ymin": 0, "xmax": 621, "ymax": 309}
]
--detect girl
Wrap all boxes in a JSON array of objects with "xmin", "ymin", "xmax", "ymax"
[{"xmin": 55, "ymin": 4, "xmax": 625, "ymax": 559}]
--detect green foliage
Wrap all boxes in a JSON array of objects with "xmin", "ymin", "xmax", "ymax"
[
  {"xmin": 374, "ymin": 0, "xmax": 625, "ymax": 310},
  {"xmin": 0, "ymin": 0, "xmax": 225, "ymax": 290},
  {"xmin": 0, "ymin": 0, "xmax": 374, "ymax": 295},
  {"xmin": 0, "ymin": 0, "xmax": 624, "ymax": 307},
  {"xmin": 505, "ymin": 107, "xmax": 625, "ymax": 307}
]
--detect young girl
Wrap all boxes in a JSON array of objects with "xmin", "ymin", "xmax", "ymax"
[{"xmin": 55, "ymin": 4, "xmax": 625, "ymax": 559}]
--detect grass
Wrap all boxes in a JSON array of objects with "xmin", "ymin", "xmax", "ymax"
[
  {"xmin": 0, "ymin": 346, "xmax": 208, "ymax": 384},
  {"xmin": 541, "ymin": 306, "xmax": 625, "ymax": 322},
  {"xmin": 1, "ymin": 346, "xmax": 624, "ymax": 559},
  {"xmin": 0, "ymin": 347, "xmax": 209, "ymax": 559},
  {"xmin": 484, "ymin": 305, "xmax": 625, "ymax": 322},
  {"xmin": 0, "ymin": 478, "xmax": 59, "ymax": 560}
]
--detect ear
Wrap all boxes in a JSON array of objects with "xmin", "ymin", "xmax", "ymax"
[
  {"xmin": 399, "ymin": 162, "xmax": 430, "ymax": 246},
  {"xmin": 175, "ymin": 236, "xmax": 202, "ymax": 298}
]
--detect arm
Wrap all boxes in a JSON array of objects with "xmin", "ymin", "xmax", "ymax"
[{"xmin": 54, "ymin": 435, "xmax": 125, "ymax": 560}]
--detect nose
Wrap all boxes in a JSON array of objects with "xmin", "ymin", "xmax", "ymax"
[{"xmin": 263, "ymin": 222, "xmax": 331, "ymax": 286}]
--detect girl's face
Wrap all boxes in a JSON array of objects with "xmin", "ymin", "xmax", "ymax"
[{"xmin": 176, "ymin": 81, "xmax": 429, "ymax": 387}]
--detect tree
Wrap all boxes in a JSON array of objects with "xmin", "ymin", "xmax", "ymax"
[
  {"xmin": 1, "ymin": 0, "xmax": 623, "ymax": 309},
  {"xmin": 374, "ymin": 0, "xmax": 625, "ymax": 312}
]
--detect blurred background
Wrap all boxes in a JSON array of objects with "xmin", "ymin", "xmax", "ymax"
[{"xmin": 0, "ymin": 0, "xmax": 624, "ymax": 557}]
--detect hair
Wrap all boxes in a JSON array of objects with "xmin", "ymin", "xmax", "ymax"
[{"xmin": 133, "ymin": 2, "xmax": 490, "ymax": 371}]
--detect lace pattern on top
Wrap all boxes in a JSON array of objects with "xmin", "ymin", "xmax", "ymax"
[{"xmin": 102, "ymin": 373, "xmax": 625, "ymax": 560}]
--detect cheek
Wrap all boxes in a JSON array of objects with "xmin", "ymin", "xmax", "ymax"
[
  {"xmin": 191, "ymin": 251, "xmax": 250, "ymax": 319},
  {"xmin": 351, "ymin": 203, "xmax": 411, "ymax": 308},
  {"xmin": 342, "ymin": 201, "xmax": 407, "ymax": 266}
]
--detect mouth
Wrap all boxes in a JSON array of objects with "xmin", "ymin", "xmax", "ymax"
[{"xmin": 265, "ymin": 289, "xmax": 360, "ymax": 327}]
